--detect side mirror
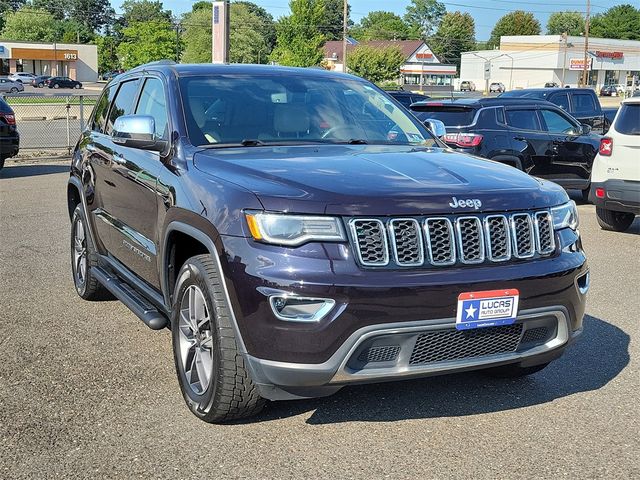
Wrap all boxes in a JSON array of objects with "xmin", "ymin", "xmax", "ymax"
[
  {"xmin": 112, "ymin": 115, "xmax": 167, "ymax": 152},
  {"xmin": 423, "ymin": 118, "xmax": 446, "ymax": 137},
  {"xmin": 580, "ymin": 124, "xmax": 591, "ymax": 135}
]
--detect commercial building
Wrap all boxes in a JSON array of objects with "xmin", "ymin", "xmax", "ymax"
[
  {"xmin": 460, "ymin": 35, "xmax": 640, "ymax": 91},
  {"xmin": 323, "ymin": 39, "xmax": 457, "ymax": 89},
  {"xmin": 0, "ymin": 40, "xmax": 98, "ymax": 82}
]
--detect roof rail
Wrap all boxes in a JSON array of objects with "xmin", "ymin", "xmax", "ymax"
[{"xmin": 139, "ymin": 59, "xmax": 177, "ymax": 68}]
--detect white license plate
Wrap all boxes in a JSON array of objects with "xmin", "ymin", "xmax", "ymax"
[{"xmin": 456, "ymin": 289, "xmax": 520, "ymax": 330}]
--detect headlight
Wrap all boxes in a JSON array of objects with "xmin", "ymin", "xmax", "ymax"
[
  {"xmin": 551, "ymin": 201, "xmax": 579, "ymax": 230},
  {"xmin": 245, "ymin": 212, "xmax": 346, "ymax": 246}
]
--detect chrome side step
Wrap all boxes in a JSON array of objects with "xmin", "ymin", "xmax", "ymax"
[{"xmin": 93, "ymin": 267, "xmax": 169, "ymax": 330}]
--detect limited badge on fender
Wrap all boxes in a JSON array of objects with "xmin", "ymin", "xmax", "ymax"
[{"xmin": 456, "ymin": 289, "xmax": 520, "ymax": 330}]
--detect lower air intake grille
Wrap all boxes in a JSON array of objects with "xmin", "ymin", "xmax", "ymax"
[
  {"xmin": 521, "ymin": 326, "xmax": 550, "ymax": 344},
  {"xmin": 409, "ymin": 324, "xmax": 523, "ymax": 365},
  {"xmin": 358, "ymin": 345, "xmax": 401, "ymax": 363}
]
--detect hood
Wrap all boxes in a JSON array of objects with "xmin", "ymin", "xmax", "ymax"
[{"xmin": 193, "ymin": 145, "xmax": 568, "ymax": 216}]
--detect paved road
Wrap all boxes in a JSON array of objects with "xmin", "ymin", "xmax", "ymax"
[{"xmin": 0, "ymin": 161, "xmax": 638, "ymax": 479}]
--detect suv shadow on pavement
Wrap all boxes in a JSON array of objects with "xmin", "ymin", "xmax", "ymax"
[
  {"xmin": 245, "ymin": 315, "xmax": 629, "ymax": 424},
  {"xmin": 0, "ymin": 163, "xmax": 69, "ymax": 179}
]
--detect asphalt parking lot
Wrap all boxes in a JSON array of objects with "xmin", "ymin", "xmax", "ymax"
[{"xmin": 0, "ymin": 160, "xmax": 638, "ymax": 479}]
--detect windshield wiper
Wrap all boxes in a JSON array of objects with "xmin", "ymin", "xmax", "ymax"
[{"xmin": 345, "ymin": 138, "xmax": 368, "ymax": 144}]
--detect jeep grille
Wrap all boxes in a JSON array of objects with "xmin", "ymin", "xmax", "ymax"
[{"xmin": 348, "ymin": 211, "xmax": 555, "ymax": 268}]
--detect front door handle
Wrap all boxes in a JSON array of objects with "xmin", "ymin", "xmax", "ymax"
[
  {"xmin": 513, "ymin": 136, "xmax": 526, "ymax": 142},
  {"xmin": 112, "ymin": 153, "xmax": 126, "ymax": 165}
]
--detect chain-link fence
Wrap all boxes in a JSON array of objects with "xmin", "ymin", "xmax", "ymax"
[{"xmin": 2, "ymin": 94, "xmax": 100, "ymax": 155}]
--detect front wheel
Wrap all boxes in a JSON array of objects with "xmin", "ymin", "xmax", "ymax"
[
  {"xmin": 10, "ymin": 87, "xmax": 17, "ymax": 93},
  {"xmin": 53, "ymin": 83, "xmax": 59, "ymax": 89},
  {"xmin": 38, "ymin": 82, "xmax": 44, "ymax": 87},
  {"xmin": 70, "ymin": 204, "xmax": 109, "ymax": 300},
  {"xmin": 596, "ymin": 207, "xmax": 635, "ymax": 232},
  {"xmin": 75, "ymin": 84, "xmax": 81, "ymax": 89},
  {"xmin": 171, "ymin": 254, "xmax": 265, "ymax": 423}
]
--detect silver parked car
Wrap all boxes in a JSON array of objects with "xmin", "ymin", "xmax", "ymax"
[
  {"xmin": 8, "ymin": 72, "xmax": 36, "ymax": 83},
  {"xmin": 0, "ymin": 77, "xmax": 24, "ymax": 93}
]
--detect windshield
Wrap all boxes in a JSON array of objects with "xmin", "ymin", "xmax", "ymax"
[
  {"xmin": 410, "ymin": 106, "xmax": 477, "ymax": 126},
  {"xmin": 179, "ymin": 74, "xmax": 434, "ymax": 147}
]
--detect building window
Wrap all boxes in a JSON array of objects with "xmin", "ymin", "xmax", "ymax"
[{"xmin": 0, "ymin": 59, "xmax": 8, "ymax": 75}]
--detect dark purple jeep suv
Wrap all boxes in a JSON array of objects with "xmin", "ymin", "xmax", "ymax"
[{"xmin": 68, "ymin": 63, "xmax": 589, "ymax": 423}]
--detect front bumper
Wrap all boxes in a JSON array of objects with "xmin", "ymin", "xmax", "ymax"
[
  {"xmin": 219, "ymin": 228, "xmax": 588, "ymax": 400},
  {"xmin": 590, "ymin": 180, "xmax": 640, "ymax": 215},
  {"xmin": 247, "ymin": 306, "xmax": 583, "ymax": 400}
]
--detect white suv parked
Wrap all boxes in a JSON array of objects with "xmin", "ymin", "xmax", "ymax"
[
  {"xmin": 589, "ymin": 97, "xmax": 640, "ymax": 231},
  {"xmin": 8, "ymin": 72, "xmax": 36, "ymax": 83}
]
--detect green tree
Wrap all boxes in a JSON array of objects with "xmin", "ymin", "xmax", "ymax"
[
  {"xmin": 322, "ymin": 0, "xmax": 351, "ymax": 40},
  {"xmin": 59, "ymin": 18, "xmax": 95, "ymax": 43},
  {"xmin": 0, "ymin": 0, "xmax": 26, "ymax": 30},
  {"xmin": 0, "ymin": 7, "xmax": 59, "ymax": 41},
  {"xmin": 487, "ymin": 10, "xmax": 541, "ymax": 49},
  {"xmin": 96, "ymin": 34, "xmax": 119, "ymax": 72},
  {"xmin": 546, "ymin": 11, "xmax": 584, "ymax": 36},
  {"xmin": 429, "ymin": 11, "xmax": 475, "ymax": 67},
  {"xmin": 346, "ymin": 45, "xmax": 404, "ymax": 83},
  {"xmin": 117, "ymin": 20, "xmax": 176, "ymax": 69},
  {"xmin": 404, "ymin": 0, "xmax": 445, "ymax": 38},
  {"xmin": 120, "ymin": 0, "xmax": 172, "ymax": 25},
  {"xmin": 351, "ymin": 11, "xmax": 415, "ymax": 41},
  {"xmin": 590, "ymin": 4, "xmax": 640, "ymax": 40},
  {"xmin": 30, "ymin": 0, "xmax": 115, "ymax": 32},
  {"xmin": 234, "ymin": 1, "xmax": 276, "ymax": 52},
  {"xmin": 270, "ymin": 0, "xmax": 326, "ymax": 67}
]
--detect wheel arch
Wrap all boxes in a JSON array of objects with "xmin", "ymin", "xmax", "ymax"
[
  {"xmin": 490, "ymin": 154, "xmax": 525, "ymax": 171},
  {"xmin": 67, "ymin": 177, "xmax": 82, "ymax": 220}
]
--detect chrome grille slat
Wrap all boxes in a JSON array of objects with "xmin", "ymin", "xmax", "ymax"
[
  {"xmin": 484, "ymin": 215, "xmax": 511, "ymax": 262},
  {"xmin": 389, "ymin": 218, "xmax": 424, "ymax": 266},
  {"xmin": 349, "ymin": 211, "xmax": 553, "ymax": 268},
  {"xmin": 456, "ymin": 216, "xmax": 485, "ymax": 264},
  {"xmin": 424, "ymin": 218, "xmax": 456, "ymax": 266},
  {"xmin": 511, "ymin": 213, "xmax": 535, "ymax": 258},
  {"xmin": 534, "ymin": 211, "xmax": 555, "ymax": 255},
  {"xmin": 349, "ymin": 219, "xmax": 389, "ymax": 266}
]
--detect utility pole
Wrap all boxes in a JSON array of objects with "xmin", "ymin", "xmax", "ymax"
[
  {"xmin": 582, "ymin": 0, "xmax": 591, "ymax": 87},
  {"xmin": 342, "ymin": 0, "xmax": 348, "ymax": 72},
  {"xmin": 561, "ymin": 32, "xmax": 568, "ymax": 87}
]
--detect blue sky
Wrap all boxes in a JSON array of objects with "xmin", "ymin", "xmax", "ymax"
[{"xmin": 116, "ymin": 1, "xmax": 625, "ymax": 41}]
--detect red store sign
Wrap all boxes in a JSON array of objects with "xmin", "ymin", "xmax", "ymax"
[{"xmin": 595, "ymin": 51, "xmax": 623, "ymax": 59}]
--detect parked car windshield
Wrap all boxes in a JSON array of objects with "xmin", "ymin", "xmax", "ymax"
[
  {"xmin": 180, "ymin": 74, "xmax": 434, "ymax": 147},
  {"xmin": 410, "ymin": 105, "xmax": 477, "ymax": 126}
]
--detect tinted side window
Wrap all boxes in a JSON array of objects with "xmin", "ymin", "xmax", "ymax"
[
  {"xmin": 550, "ymin": 93, "xmax": 570, "ymax": 111},
  {"xmin": 572, "ymin": 94, "xmax": 596, "ymax": 114},
  {"xmin": 539, "ymin": 109, "xmax": 576, "ymax": 133},
  {"xmin": 614, "ymin": 104, "xmax": 640, "ymax": 135},
  {"xmin": 135, "ymin": 77, "xmax": 168, "ymax": 139},
  {"xmin": 91, "ymin": 85, "xmax": 115, "ymax": 133},
  {"xmin": 105, "ymin": 79, "xmax": 140, "ymax": 135},
  {"xmin": 505, "ymin": 109, "xmax": 541, "ymax": 130}
]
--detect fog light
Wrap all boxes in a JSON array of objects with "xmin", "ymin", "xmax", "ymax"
[
  {"xmin": 595, "ymin": 188, "xmax": 605, "ymax": 199},
  {"xmin": 269, "ymin": 295, "xmax": 335, "ymax": 322}
]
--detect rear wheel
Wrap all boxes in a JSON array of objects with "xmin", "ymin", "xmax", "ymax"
[
  {"xmin": 483, "ymin": 362, "xmax": 550, "ymax": 378},
  {"xmin": 171, "ymin": 254, "xmax": 265, "ymax": 423},
  {"xmin": 596, "ymin": 207, "xmax": 635, "ymax": 232},
  {"xmin": 53, "ymin": 83, "xmax": 59, "ymax": 89},
  {"xmin": 75, "ymin": 83, "xmax": 81, "ymax": 89},
  {"xmin": 38, "ymin": 82, "xmax": 44, "ymax": 87},
  {"xmin": 9, "ymin": 87, "xmax": 17, "ymax": 93}
]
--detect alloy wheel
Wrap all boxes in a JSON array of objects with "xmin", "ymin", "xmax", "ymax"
[
  {"xmin": 178, "ymin": 285, "xmax": 214, "ymax": 395},
  {"xmin": 73, "ymin": 217, "xmax": 88, "ymax": 287}
]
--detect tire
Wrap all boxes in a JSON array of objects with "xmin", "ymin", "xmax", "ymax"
[
  {"xmin": 171, "ymin": 254, "xmax": 265, "ymax": 423},
  {"xmin": 70, "ymin": 204, "xmax": 109, "ymax": 300},
  {"xmin": 53, "ymin": 83, "xmax": 59, "ymax": 89},
  {"xmin": 38, "ymin": 82, "xmax": 44, "ymax": 87},
  {"xmin": 595, "ymin": 207, "xmax": 635, "ymax": 232},
  {"xmin": 10, "ymin": 87, "xmax": 17, "ymax": 93},
  {"xmin": 483, "ymin": 362, "xmax": 550, "ymax": 378},
  {"xmin": 0, "ymin": 156, "xmax": 5, "ymax": 171},
  {"xmin": 75, "ymin": 84, "xmax": 81, "ymax": 89}
]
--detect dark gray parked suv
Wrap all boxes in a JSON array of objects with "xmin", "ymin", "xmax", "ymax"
[{"xmin": 68, "ymin": 62, "xmax": 589, "ymax": 423}]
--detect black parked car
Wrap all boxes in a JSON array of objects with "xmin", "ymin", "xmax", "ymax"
[
  {"xmin": 500, "ymin": 88, "xmax": 615, "ymax": 134},
  {"xmin": 68, "ymin": 63, "xmax": 587, "ymax": 423},
  {"xmin": 410, "ymin": 98, "xmax": 600, "ymax": 196},
  {"xmin": 386, "ymin": 90, "xmax": 430, "ymax": 108},
  {"xmin": 47, "ymin": 76, "xmax": 82, "ymax": 89},
  {"xmin": 31, "ymin": 75, "xmax": 51, "ymax": 88},
  {"xmin": 0, "ymin": 97, "xmax": 19, "ymax": 170}
]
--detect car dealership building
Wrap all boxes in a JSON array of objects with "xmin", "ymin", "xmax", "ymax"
[
  {"xmin": 0, "ymin": 40, "xmax": 98, "ymax": 82},
  {"xmin": 460, "ymin": 35, "xmax": 640, "ymax": 90}
]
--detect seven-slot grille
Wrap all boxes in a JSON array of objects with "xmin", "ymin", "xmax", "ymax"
[{"xmin": 348, "ymin": 212, "xmax": 555, "ymax": 268}]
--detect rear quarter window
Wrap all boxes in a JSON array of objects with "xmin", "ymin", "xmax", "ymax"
[
  {"xmin": 572, "ymin": 93, "xmax": 596, "ymax": 114},
  {"xmin": 614, "ymin": 104, "xmax": 640, "ymax": 135}
]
